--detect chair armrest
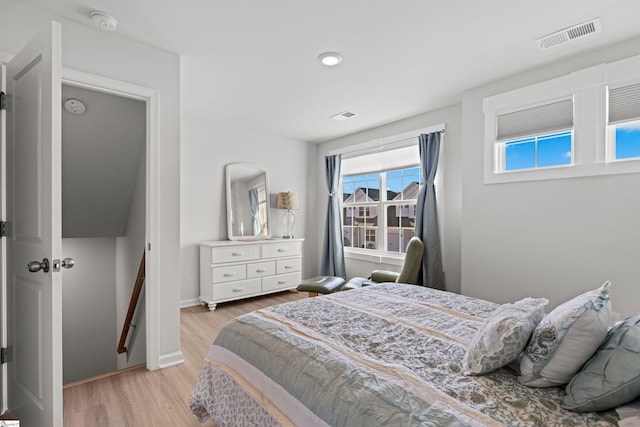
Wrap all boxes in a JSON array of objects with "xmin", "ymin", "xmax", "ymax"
[{"xmin": 370, "ymin": 270, "xmax": 400, "ymax": 283}]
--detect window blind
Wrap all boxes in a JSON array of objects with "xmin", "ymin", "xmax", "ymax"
[
  {"xmin": 496, "ymin": 97, "xmax": 574, "ymax": 141},
  {"xmin": 609, "ymin": 82, "xmax": 640, "ymax": 125}
]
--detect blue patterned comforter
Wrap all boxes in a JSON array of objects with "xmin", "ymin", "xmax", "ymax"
[{"xmin": 190, "ymin": 283, "xmax": 618, "ymax": 426}]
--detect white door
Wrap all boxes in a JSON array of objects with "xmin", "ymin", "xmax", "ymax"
[{"xmin": 6, "ymin": 22, "xmax": 63, "ymax": 427}]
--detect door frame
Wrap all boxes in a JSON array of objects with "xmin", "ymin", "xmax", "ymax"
[
  {"xmin": 61, "ymin": 68, "xmax": 161, "ymax": 371},
  {"xmin": 0, "ymin": 57, "xmax": 8, "ymax": 415}
]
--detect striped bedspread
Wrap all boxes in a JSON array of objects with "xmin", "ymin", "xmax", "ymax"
[{"xmin": 190, "ymin": 283, "xmax": 618, "ymax": 426}]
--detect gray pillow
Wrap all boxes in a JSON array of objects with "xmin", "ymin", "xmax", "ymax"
[
  {"xmin": 563, "ymin": 313, "xmax": 640, "ymax": 412},
  {"xmin": 519, "ymin": 281, "xmax": 611, "ymax": 387},
  {"xmin": 462, "ymin": 297, "xmax": 548, "ymax": 375}
]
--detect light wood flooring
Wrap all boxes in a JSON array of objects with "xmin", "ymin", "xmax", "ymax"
[{"xmin": 63, "ymin": 290, "xmax": 306, "ymax": 427}]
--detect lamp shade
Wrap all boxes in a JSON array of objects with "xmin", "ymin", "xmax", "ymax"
[{"xmin": 277, "ymin": 192, "xmax": 299, "ymax": 210}]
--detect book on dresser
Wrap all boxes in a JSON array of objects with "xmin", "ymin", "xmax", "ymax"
[{"xmin": 199, "ymin": 239, "xmax": 304, "ymax": 311}]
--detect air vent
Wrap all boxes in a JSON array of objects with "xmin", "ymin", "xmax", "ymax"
[
  {"xmin": 536, "ymin": 18, "xmax": 602, "ymax": 50},
  {"xmin": 330, "ymin": 110, "xmax": 357, "ymax": 121}
]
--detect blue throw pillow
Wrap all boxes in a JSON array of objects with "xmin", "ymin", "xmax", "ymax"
[{"xmin": 563, "ymin": 313, "xmax": 640, "ymax": 412}]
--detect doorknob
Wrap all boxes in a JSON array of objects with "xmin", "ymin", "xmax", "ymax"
[
  {"xmin": 61, "ymin": 258, "xmax": 75, "ymax": 269},
  {"xmin": 27, "ymin": 258, "xmax": 50, "ymax": 273},
  {"xmin": 52, "ymin": 258, "xmax": 75, "ymax": 272}
]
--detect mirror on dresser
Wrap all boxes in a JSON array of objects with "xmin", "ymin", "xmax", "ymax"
[{"xmin": 225, "ymin": 163, "xmax": 270, "ymax": 240}]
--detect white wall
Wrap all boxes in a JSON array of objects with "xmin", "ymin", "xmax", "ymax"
[
  {"xmin": 61, "ymin": 238, "xmax": 117, "ymax": 384},
  {"xmin": 179, "ymin": 115, "xmax": 317, "ymax": 304},
  {"xmin": 461, "ymin": 35, "xmax": 640, "ymax": 317},
  {"xmin": 116, "ymin": 156, "xmax": 147, "ymax": 369},
  {"xmin": 0, "ymin": 1, "xmax": 182, "ymax": 368},
  {"xmin": 316, "ymin": 104, "xmax": 463, "ymax": 294}
]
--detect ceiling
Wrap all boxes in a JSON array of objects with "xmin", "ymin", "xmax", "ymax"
[{"xmin": 20, "ymin": 0, "xmax": 640, "ymax": 143}]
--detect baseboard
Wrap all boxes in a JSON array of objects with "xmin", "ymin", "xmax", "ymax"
[
  {"xmin": 158, "ymin": 351, "xmax": 184, "ymax": 369},
  {"xmin": 180, "ymin": 298, "xmax": 201, "ymax": 308}
]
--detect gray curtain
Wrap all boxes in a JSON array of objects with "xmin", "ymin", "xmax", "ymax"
[
  {"xmin": 321, "ymin": 154, "xmax": 346, "ymax": 278},
  {"xmin": 249, "ymin": 188, "xmax": 261, "ymax": 236},
  {"xmin": 415, "ymin": 132, "xmax": 444, "ymax": 289}
]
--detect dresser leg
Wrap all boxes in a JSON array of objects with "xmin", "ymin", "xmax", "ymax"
[{"xmin": 207, "ymin": 302, "xmax": 217, "ymax": 311}]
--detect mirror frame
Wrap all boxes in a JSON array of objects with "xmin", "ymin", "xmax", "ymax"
[{"xmin": 225, "ymin": 162, "xmax": 271, "ymax": 240}]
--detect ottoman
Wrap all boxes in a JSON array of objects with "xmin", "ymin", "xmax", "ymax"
[{"xmin": 297, "ymin": 276, "xmax": 346, "ymax": 297}]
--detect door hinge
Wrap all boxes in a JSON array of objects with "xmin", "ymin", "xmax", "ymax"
[
  {"xmin": 0, "ymin": 221, "xmax": 7, "ymax": 237},
  {"xmin": 0, "ymin": 91, "xmax": 5, "ymax": 110},
  {"xmin": 1, "ymin": 347, "xmax": 7, "ymax": 364}
]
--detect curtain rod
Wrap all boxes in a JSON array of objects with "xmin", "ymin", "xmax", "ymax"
[{"xmin": 333, "ymin": 126, "xmax": 446, "ymax": 160}]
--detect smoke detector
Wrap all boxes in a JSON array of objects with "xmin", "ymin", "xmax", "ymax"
[
  {"xmin": 63, "ymin": 97, "xmax": 86, "ymax": 115},
  {"xmin": 536, "ymin": 18, "xmax": 602, "ymax": 50},
  {"xmin": 90, "ymin": 11, "xmax": 118, "ymax": 32}
]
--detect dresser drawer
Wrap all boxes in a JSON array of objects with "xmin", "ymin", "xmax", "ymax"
[
  {"xmin": 262, "ymin": 241, "xmax": 301, "ymax": 259},
  {"xmin": 210, "ymin": 245, "xmax": 260, "ymax": 264},
  {"xmin": 262, "ymin": 272, "xmax": 301, "ymax": 292},
  {"xmin": 247, "ymin": 261, "xmax": 276, "ymax": 278},
  {"xmin": 211, "ymin": 264, "xmax": 246, "ymax": 283},
  {"xmin": 276, "ymin": 258, "xmax": 301, "ymax": 274},
  {"xmin": 213, "ymin": 279, "xmax": 261, "ymax": 300}
]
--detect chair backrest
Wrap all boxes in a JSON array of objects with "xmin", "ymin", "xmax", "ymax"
[{"xmin": 395, "ymin": 237, "xmax": 424, "ymax": 284}]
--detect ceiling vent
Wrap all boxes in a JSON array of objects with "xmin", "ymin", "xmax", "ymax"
[
  {"xmin": 330, "ymin": 110, "xmax": 357, "ymax": 121},
  {"xmin": 536, "ymin": 18, "xmax": 602, "ymax": 50}
]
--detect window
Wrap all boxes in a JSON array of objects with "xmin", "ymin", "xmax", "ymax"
[
  {"xmin": 342, "ymin": 166, "xmax": 421, "ymax": 255},
  {"xmin": 608, "ymin": 83, "xmax": 640, "ymax": 161},
  {"xmin": 484, "ymin": 55, "xmax": 640, "ymax": 184},
  {"xmin": 502, "ymin": 131, "xmax": 573, "ymax": 171},
  {"xmin": 494, "ymin": 97, "xmax": 574, "ymax": 173}
]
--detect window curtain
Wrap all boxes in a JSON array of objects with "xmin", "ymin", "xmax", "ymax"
[
  {"xmin": 321, "ymin": 154, "xmax": 346, "ymax": 278},
  {"xmin": 415, "ymin": 132, "xmax": 444, "ymax": 289},
  {"xmin": 249, "ymin": 188, "xmax": 261, "ymax": 236}
]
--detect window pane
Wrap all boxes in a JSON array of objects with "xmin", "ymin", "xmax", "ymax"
[
  {"xmin": 538, "ymin": 132, "xmax": 572, "ymax": 167},
  {"xmin": 505, "ymin": 138, "xmax": 535, "ymax": 170},
  {"xmin": 387, "ymin": 167, "xmax": 421, "ymax": 201},
  {"xmin": 386, "ymin": 203, "xmax": 416, "ymax": 253},
  {"xmin": 616, "ymin": 123, "xmax": 640, "ymax": 159},
  {"xmin": 343, "ymin": 174, "xmax": 380, "ymax": 202}
]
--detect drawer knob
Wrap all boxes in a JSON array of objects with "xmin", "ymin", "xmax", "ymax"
[
  {"xmin": 278, "ymin": 280, "xmax": 286, "ymax": 285},
  {"xmin": 284, "ymin": 265, "xmax": 292, "ymax": 269},
  {"xmin": 232, "ymin": 287, "xmax": 244, "ymax": 292},
  {"xmin": 223, "ymin": 272, "xmax": 236, "ymax": 277},
  {"xmin": 277, "ymin": 249, "xmax": 285, "ymax": 252},
  {"xmin": 256, "ymin": 269, "xmax": 266, "ymax": 273},
  {"xmin": 232, "ymin": 252, "xmax": 243, "ymax": 256}
]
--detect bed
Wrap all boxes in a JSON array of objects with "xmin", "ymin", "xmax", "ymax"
[{"xmin": 190, "ymin": 283, "xmax": 619, "ymax": 426}]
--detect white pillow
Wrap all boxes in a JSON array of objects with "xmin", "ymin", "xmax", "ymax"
[
  {"xmin": 518, "ymin": 281, "xmax": 611, "ymax": 387},
  {"xmin": 463, "ymin": 297, "xmax": 548, "ymax": 375}
]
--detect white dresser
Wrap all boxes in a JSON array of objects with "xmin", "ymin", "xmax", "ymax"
[{"xmin": 199, "ymin": 239, "xmax": 303, "ymax": 311}]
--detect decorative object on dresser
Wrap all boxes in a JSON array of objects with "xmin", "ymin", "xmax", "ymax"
[
  {"xmin": 199, "ymin": 239, "xmax": 303, "ymax": 311},
  {"xmin": 276, "ymin": 191, "xmax": 299, "ymax": 239},
  {"xmin": 225, "ymin": 163, "xmax": 270, "ymax": 240}
]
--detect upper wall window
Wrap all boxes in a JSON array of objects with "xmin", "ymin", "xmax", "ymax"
[
  {"xmin": 484, "ymin": 54, "xmax": 640, "ymax": 184},
  {"xmin": 495, "ymin": 98, "xmax": 574, "ymax": 173},
  {"xmin": 608, "ymin": 82, "xmax": 640, "ymax": 161}
]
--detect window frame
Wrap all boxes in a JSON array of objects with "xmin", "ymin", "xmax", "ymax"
[{"xmin": 341, "ymin": 165, "xmax": 421, "ymax": 260}]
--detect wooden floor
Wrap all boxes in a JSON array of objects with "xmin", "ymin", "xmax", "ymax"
[{"xmin": 63, "ymin": 290, "xmax": 306, "ymax": 427}]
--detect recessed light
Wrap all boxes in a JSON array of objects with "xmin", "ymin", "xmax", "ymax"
[
  {"xmin": 90, "ymin": 11, "xmax": 118, "ymax": 32},
  {"xmin": 318, "ymin": 52, "xmax": 343, "ymax": 67}
]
